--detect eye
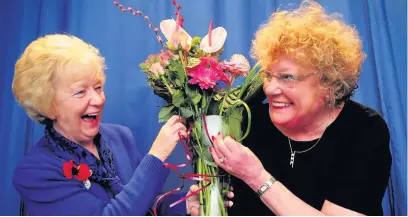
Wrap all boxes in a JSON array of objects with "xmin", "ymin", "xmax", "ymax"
[
  {"xmin": 95, "ymin": 86, "xmax": 103, "ymax": 93},
  {"xmin": 74, "ymin": 90, "xmax": 85, "ymax": 96},
  {"xmin": 280, "ymin": 74, "xmax": 297, "ymax": 81}
]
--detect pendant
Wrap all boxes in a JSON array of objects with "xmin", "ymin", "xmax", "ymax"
[
  {"xmin": 84, "ymin": 180, "xmax": 91, "ymax": 189},
  {"xmin": 290, "ymin": 152, "xmax": 295, "ymax": 168}
]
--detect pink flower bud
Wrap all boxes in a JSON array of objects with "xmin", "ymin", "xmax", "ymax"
[
  {"xmin": 157, "ymin": 36, "xmax": 163, "ymax": 43},
  {"xmin": 121, "ymin": 8, "xmax": 126, "ymax": 12},
  {"xmin": 144, "ymin": 16, "xmax": 149, "ymax": 20},
  {"xmin": 172, "ymin": 0, "xmax": 176, "ymax": 5},
  {"xmin": 132, "ymin": 12, "xmax": 137, "ymax": 15},
  {"xmin": 113, "ymin": 1, "xmax": 119, "ymax": 6},
  {"xmin": 175, "ymin": 11, "xmax": 179, "ymax": 15},
  {"xmin": 154, "ymin": 28, "xmax": 159, "ymax": 32},
  {"xmin": 136, "ymin": 10, "xmax": 142, "ymax": 15},
  {"xmin": 127, "ymin": 7, "xmax": 133, "ymax": 11},
  {"xmin": 149, "ymin": 24, "xmax": 153, "ymax": 28},
  {"xmin": 177, "ymin": 5, "xmax": 181, "ymax": 9},
  {"xmin": 150, "ymin": 62, "xmax": 165, "ymax": 78},
  {"xmin": 119, "ymin": 4, "xmax": 123, "ymax": 9}
]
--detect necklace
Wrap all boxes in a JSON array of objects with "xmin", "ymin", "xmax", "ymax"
[
  {"xmin": 288, "ymin": 137, "xmax": 322, "ymax": 168},
  {"xmin": 287, "ymin": 113, "xmax": 335, "ymax": 168}
]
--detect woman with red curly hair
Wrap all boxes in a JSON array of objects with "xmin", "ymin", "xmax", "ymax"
[{"xmin": 210, "ymin": 1, "xmax": 391, "ymax": 215}]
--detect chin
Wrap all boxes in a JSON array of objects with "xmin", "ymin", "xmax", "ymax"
[
  {"xmin": 83, "ymin": 128, "xmax": 100, "ymax": 138},
  {"xmin": 271, "ymin": 118, "xmax": 290, "ymax": 127}
]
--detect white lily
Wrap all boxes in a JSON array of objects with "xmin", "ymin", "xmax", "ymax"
[
  {"xmin": 200, "ymin": 20, "xmax": 227, "ymax": 53},
  {"xmin": 160, "ymin": 17, "xmax": 192, "ymax": 51}
]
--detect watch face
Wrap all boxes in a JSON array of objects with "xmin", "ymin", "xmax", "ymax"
[{"xmin": 257, "ymin": 179, "xmax": 276, "ymax": 197}]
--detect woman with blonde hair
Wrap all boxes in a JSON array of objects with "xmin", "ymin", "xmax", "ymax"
[
  {"xmin": 11, "ymin": 34, "xmax": 191, "ymax": 215},
  {"xmin": 210, "ymin": 1, "xmax": 391, "ymax": 215}
]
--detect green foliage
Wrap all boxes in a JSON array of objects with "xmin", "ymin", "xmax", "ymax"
[
  {"xmin": 172, "ymin": 89, "xmax": 186, "ymax": 107},
  {"xmin": 186, "ymin": 85, "xmax": 202, "ymax": 105},
  {"xmin": 224, "ymin": 107, "xmax": 244, "ymax": 140},
  {"xmin": 179, "ymin": 107, "xmax": 194, "ymax": 118},
  {"xmin": 158, "ymin": 105, "xmax": 175, "ymax": 123}
]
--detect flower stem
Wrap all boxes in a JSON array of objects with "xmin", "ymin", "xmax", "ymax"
[
  {"xmin": 159, "ymin": 74, "xmax": 173, "ymax": 95},
  {"xmin": 219, "ymin": 86, "xmax": 231, "ymax": 116},
  {"xmin": 198, "ymin": 158, "xmax": 205, "ymax": 215},
  {"xmin": 237, "ymin": 62, "xmax": 261, "ymax": 99},
  {"xmin": 178, "ymin": 50, "xmax": 188, "ymax": 87}
]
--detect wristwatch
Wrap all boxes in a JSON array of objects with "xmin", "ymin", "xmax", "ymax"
[{"xmin": 256, "ymin": 176, "xmax": 276, "ymax": 197}]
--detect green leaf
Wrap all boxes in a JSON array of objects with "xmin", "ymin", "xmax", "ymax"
[
  {"xmin": 179, "ymin": 107, "xmax": 194, "ymax": 118},
  {"xmin": 177, "ymin": 67, "xmax": 186, "ymax": 86},
  {"xmin": 168, "ymin": 60, "xmax": 181, "ymax": 71},
  {"xmin": 225, "ymin": 107, "xmax": 244, "ymax": 140},
  {"xmin": 175, "ymin": 79, "xmax": 182, "ymax": 86},
  {"xmin": 191, "ymin": 94, "xmax": 202, "ymax": 105},
  {"xmin": 169, "ymin": 61, "xmax": 186, "ymax": 86},
  {"xmin": 200, "ymin": 148, "xmax": 218, "ymax": 167},
  {"xmin": 194, "ymin": 118, "xmax": 203, "ymax": 135},
  {"xmin": 186, "ymin": 85, "xmax": 202, "ymax": 105},
  {"xmin": 172, "ymin": 89, "xmax": 185, "ymax": 107},
  {"xmin": 158, "ymin": 105, "xmax": 175, "ymax": 123},
  {"xmin": 187, "ymin": 57, "xmax": 201, "ymax": 68}
]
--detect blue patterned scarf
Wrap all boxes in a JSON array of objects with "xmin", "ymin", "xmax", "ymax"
[{"xmin": 42, "ymin": 125, "xmax": 124, "ymax": 198}]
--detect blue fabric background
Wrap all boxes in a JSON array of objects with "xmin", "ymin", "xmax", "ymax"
[{"xmin": 0, "ymin": 0, "xmax": 406, "ymax": 215}]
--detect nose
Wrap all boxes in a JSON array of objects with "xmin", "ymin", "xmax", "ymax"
[
  {"xmin": 89, "ymin": 89, "xmax": 105, "ymax": 106},
  {"xmin": 263, "ymin": 76, "xmax": 282, "ymax": 95}
]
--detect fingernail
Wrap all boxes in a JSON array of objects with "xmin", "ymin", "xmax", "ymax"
[
  {"xmin": 211, "ymin": 136, "xmax": 215, "ymax": 141},
  {"xmin": 229, "ymin": 134, "xmax": 234, "ymax": 139}
]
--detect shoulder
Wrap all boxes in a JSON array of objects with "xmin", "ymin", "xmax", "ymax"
[
  {"xmin": 100, "ymin": 123, "xmax": 133, "ymax": 137},
  {"xmin": 99, "ymin": 123, "xmax": 142, "ymax": 169},
  {"xmin": 12, "ymin": 141, "xmax": 77, "ymax": 202},
  {"xmin": 339, "ymin": 100, "xmax": 390, "ymax": 154},
  {"xmin": 343, "ymin": 100, "xmax": 389, "ymax": 136},
  {"xmin": 99, "ymin": 123, "xmax": 136, "ymax": 145},
  {"xmin": 14, "ymin": 137, "xmax": 63, "ymax": 173}
]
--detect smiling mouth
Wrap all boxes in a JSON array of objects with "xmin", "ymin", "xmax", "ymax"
[
  {"xmin": 272, "ymin": 102, "xmax": 293, "ymax": 107},
  {"xmin": 81, "ymin": 114, "xmax": 97, "ymax": 122}
]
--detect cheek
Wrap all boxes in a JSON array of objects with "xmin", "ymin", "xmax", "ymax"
[
  {"xmin": 101, "ymin": 92, "xmax": 106, "ymax": 104},
  {"xmin": 262, "ymin": 83, "xmax": 268, "ymax": 94}
]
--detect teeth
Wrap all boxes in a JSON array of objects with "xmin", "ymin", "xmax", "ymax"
[
  {"xmin": 272, "ymin": 102, "xmax": 292, "ymax": 107},
  {"xmin": 82, "ymin": 113, "xmax": 97, "ymax": 119}
]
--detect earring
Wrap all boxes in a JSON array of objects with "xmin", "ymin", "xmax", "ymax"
[{"xmin": 325, "ymin": 95, "xmax": 330, "ymax": 102}]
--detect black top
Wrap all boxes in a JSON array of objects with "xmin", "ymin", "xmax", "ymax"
[{"xmin": 228, "ymin": 99, "xmax": 392, "ymax": 216}]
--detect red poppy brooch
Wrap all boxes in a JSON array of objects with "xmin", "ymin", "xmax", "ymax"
[{"xmin": 63, "ymin": 160, "xmax": 92, "ymax": 189}]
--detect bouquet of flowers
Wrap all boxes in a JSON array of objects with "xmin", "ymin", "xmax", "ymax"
[{"xmin": 114, "ymin": 1, "xmax": 263, "ymax": 215}]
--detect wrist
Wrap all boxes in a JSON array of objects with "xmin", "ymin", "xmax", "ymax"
[
  {"xmin": 246, "ymin": 169, "xmax": 273, "ymax": 191},
  {"xmin": 148, "ymin": 150, "xmax": 167, "ymax": 162}
]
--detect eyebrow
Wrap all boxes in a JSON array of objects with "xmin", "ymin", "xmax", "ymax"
[{"xmin": 69, "ymin": 80, "xmax": 102, "ymax": 90}]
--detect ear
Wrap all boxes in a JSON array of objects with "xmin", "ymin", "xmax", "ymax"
[{"xmin": 323, "ymin": 87, "xmax": 336, "ymax": 106}]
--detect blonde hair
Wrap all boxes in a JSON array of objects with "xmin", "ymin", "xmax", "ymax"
[
  {"xmin": 12, "ymin": 34, "xmax": 106, "ymax": 124},
  {"xmin": 252, "ymin": 0, "xmax": 366, "ymax": 106}
]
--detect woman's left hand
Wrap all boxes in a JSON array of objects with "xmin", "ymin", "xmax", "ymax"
[
  {"xmin": 209, "ymin": 134, "xmax": 265, "ymax": 186},
  {"xmin": 186, "ymin": 184, "xmax": 234, "ymax": 215}
]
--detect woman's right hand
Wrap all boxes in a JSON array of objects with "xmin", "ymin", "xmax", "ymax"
[
  {"xmin": 149, "ymin": 115, "xmax": 187, "ymax": 162},
  {"xmin": 209, "ymin": 134, "xmax": 266, "ymax": 188}
]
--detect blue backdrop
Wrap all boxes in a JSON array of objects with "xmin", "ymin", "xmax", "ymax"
[{"xmin": 0, "ymin": 0, "xmax": 406, "ymax": 215}]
